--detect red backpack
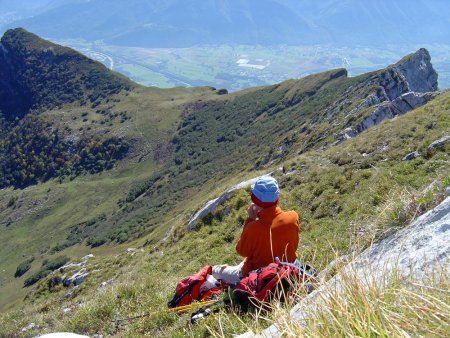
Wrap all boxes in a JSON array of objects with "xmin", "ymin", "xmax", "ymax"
[
  {"xmin": 234, "ymin": 261, "xmax": 316, "ymax": 306},
  {"xmin": 168, "ymin": 265, "xmax": 224, "ymax": 308}
]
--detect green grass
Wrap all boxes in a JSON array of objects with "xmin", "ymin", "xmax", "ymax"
[
  {"xmin": 116, "ymin": 64, "xmax": 174, "ymax": 87},
  {"xmin": 0, "ymin": 83, "xmax": 220, "ymax": 311},
  {"xmin": 1, "ymin": 54, "xmax": 448, "ymax": 314},
  {"xmin": 1, "ymin": 35, "xmax": 449, "ymax": 337},
  {"xmin": 209, "ymin": 261, "xmax": 450, "ymax": 337},
  {"xmin": 0, "ymin": 90, "xmax": 448, "ymax": 336}
]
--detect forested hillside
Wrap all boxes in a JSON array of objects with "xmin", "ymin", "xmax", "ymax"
[
  {"xmin": 0, "ymin": 28, "xmax": 134, "ymax": 188},
  {"xmin": 0, "ymin": 28, "xmax": 133, "ymax": 120}
]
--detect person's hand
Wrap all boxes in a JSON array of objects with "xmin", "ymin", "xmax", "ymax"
[{"xmin": 247, "ymin": 203, "xmax": 259, "ymax": 220}]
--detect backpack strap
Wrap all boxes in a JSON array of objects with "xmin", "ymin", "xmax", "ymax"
[
  {"xmin": 275, "ymin": 257, "xmax": 316, "ymax": 279},
  {"xmin": 269, "ymin": 223, "xmax": 275, "ymax": 262}
]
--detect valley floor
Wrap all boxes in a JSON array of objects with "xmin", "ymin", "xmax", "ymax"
[{"xmin": 56, "ymin": 41, "xmax": 450, "ymax": 91}]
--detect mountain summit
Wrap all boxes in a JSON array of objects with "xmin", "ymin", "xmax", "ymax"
[{"xmin": 0, "ymin": 28, "xmax": 133, "ymax": 120}]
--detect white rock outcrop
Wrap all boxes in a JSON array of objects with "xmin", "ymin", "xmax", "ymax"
[
  {"xmin": 187, "ymin": 175, "xmax": 270, "ymax": 230},
  {"xmin": 428, "ymin": 135, "xmax": 450, "ymax": 151},
  {"xmin": 37, "ymin": 333, "xmax": 90, "ymax": 338}
]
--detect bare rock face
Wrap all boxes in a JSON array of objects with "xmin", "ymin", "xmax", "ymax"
[
  {"xmin": 427, "ymin": 135, "xmax": 450, "ymax": 151},
  {"xmin": 402, "ymin": 150, "xmax": 421, "ymax": 161},
  {"xmin": 395, "ymin": 48, "xmax": 438, "ymax": 93},
  {"xmin": 332, "ymin": 48, "xmax": 439, "ymax": 144},
  {"xmin": 187, "ymin": 176, "xmax": 267, "ymax": 230},
  {"xmin": 356, "ymin": 91, "xmax": 438, "ymax": 132}
]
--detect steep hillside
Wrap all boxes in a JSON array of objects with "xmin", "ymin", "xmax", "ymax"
[
  {"xmin": 0, "ymin": 87, "xmax": 448, "ymax": 338},
  {"xmin": 0, "ymin": 30, "xmax": 446, "ymax": 319},
  {"xmin": 110, "ymin": 48, "xmax": 438, "ymax": 244},
  {"xmin": 0, "ymin": 28, "xmax": 133, "ymax": 120},
  {"xmin": 0, "ymin": 28, "xmax": 137, "ymax": 188},
  {"xmin": 0, "ymin": 29, "xmax": 221, "ymax": 309}
]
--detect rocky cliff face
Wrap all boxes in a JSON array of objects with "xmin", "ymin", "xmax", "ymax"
[
  {"xmin": 331, "ymin": 48, "xmax": 439, "ymax": 145},
  {"xmin": 395, "ymin": 48, "xmax": 438, "ymax": 93},
  {"xmin": 355, "ymin": 91, "xmax": 439, "ymax": 132}
]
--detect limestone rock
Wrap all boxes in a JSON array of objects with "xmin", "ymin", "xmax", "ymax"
[
  {"xmin": 126, "ymin": 248, "xmax": 137, "ymax": 256},
  {"xmin": 394, "ymin": 91, "xmax": 437, "ymax": 112},
  {"xmin": 333, "ymin": 127, "xmax": 358, "ymax": 145},
  {"xmin": 329, "ymin": 49, "xmax": 439, "ymax": 145},
  {"xmin": 356, "ymin": 91, "xmax": 438, "ymax": 133},
  {"xmin": 427, "ymin": 135, "xmax": 450, "ymax": 151},
  {"xmin": 402, "ymin": 151, "xmax": 421, "ymax": 161},
  {"xmin": 395, "ymin": 48, "xmax": 438, "ymax": 93},
  {"xmin": 63, "ymin": 270, "xmax": 89, "ymax": 287},
  {"xmin": 21, "ymin": 322, "xmax": 37, "ymax": 333},
  {"xmin": 82, "ymin": 254, "xmax": 94, "ymax": 260},
  {"xmin": 187, "ymin": 175, "xmax": 268, "ymax": 230},
  {"xmin": 38, "ymin": 333, "xmax": 89, "ymax": 338},
  {"xmin": 60, "ymin": 262, "xmax": 86, "ymax": 271},
  {"xmin": 64, "ymin": 285, "xmax": 78, "ymax": 299}
]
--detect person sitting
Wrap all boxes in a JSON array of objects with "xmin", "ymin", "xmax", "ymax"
[{"xmin": 212, "ymin": 176, "xmax": 299, "ymax": 284}]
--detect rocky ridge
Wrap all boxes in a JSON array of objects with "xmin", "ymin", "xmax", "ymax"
[
  {"xmin": 187, "ymin": 176, "xmax": 266, "ymax": 230},
  {"xmin": 331, "ymin": 48, "xmax": 439, "ymax": 145}
]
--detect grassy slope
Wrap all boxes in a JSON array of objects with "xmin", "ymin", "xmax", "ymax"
[
  {"xmin": 0, "ymin": 85, "xmax": 218, "ymax": 311},
  {"xmin": 107, "ymin": 69, "xmax": 365, "ymax": 239},
  {"xmin": 0, "ymin": 89, "xmax": 448, "ymax": 337},
  {"xmin": 0, "ymin": 50, "xmax": 444, "ymax": 312}
]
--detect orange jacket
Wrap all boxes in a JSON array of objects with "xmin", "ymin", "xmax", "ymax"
[{"xmin": 236, "ymin": 206, "xmax": 299, "ymax": 276}]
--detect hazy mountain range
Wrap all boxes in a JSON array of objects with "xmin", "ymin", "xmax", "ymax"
[{"xmin": 1, "ymin": 0, "xmax": 449, "ymax": 47}]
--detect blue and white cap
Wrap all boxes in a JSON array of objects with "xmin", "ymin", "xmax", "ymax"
[{"xmin": 251, "ymin": 176, "xmax": 279, "ymax": 205}]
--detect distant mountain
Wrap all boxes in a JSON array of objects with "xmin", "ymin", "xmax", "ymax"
[
  {"xmin": 0, "ymin": 28, "xmax": 133, "ymax": 188},
  {"xmin": 0, "ymin": 0, "xmax": 82, "ymax": 26},
  {"xmin": 294, "ymin": 0, "xmax": 450, "ymax": 45},
  {"xmin": 0, "ymin": 28, "xmax": 133, "ymax": 120},
  {"xmin": 2, "ymin": 0, "xmax": 449, "ymax": 47},
  {"xmin": 3, "ymin": 0, "xmax": 322, "ymax": 47}
]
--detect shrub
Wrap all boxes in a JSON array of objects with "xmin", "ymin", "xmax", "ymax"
[
  {"xmin": 87, "ymin": 236, "xmax": 107, "ymax": 248},
  {"xmin": 44, "ymin": 255, "xmax": 70, "ymax": 271},
  {"xmin": 23, "ymin": 269, "xmax": 51, "ymax": 287},
  {"xmin": 23, "ymin": 255, "xmax": 69, "ymax": 287},
  {"xmin": 14, "ymin": 257, "xmax": 35, "ymax": 278}
]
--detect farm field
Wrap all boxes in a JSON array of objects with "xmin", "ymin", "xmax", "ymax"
[{"xmin": 55, "ymin": 40, "xmax": 450, "ymax": 91}]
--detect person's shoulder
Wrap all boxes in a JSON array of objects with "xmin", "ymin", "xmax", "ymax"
[
  {"xmin": 244, "ymin": 217, "xmax": 262, "ymax": 231},
  {"xmin": 281, "ymin": 209, "xmax": 299, "ymax": 221}
]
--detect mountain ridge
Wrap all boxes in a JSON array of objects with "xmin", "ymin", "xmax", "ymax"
[
  {"xmin": 3, "ymin": 0, "xmax": 449, "ymax": 47},
  {"xmin": 0, "ymin": 31, "xmax": 448, "ymax": 328},
  {"xmin": 0, "ymin": 28, "xmax": 133, "ymax": 120}
]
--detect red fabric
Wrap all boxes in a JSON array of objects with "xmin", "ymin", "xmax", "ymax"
[
  {"xmin": 235, "ymin": 263, "xmax": 298, "ymax": 303},
  {"xmin": 169, "ymin": 265, "xmax": 214, "ymax": 308},
  {"xmin": 236, "ymin": 206, "xmax": 299, "ymax": 276}
]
